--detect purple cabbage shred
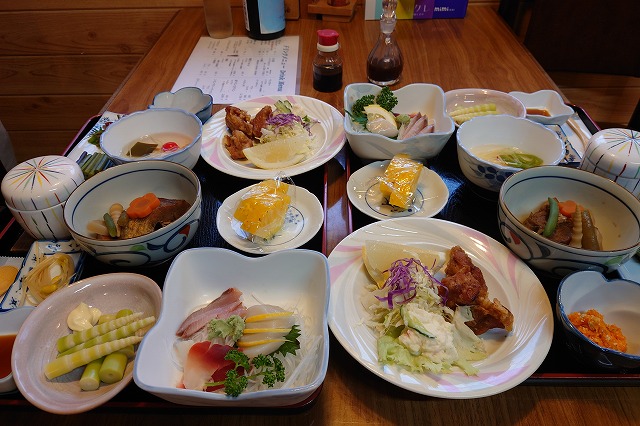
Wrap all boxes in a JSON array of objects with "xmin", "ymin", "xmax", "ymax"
[{"xmin": 375, "ymin": 258, "xmax": 447, "ymax": 309}]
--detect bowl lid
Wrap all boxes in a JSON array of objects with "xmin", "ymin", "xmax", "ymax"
[
  {"xmin": 1, "ymin": 155, "xmax": 84, "ymax": 211},
  {"xmin": 582, "ymin": 129, "xmax": 640, "ymax": 178}
]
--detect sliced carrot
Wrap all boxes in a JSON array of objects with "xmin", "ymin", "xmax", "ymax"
[
  {"xmin": 558, "ymin": 200, "xmax": 577, "ymax": 217},
  {"xmin": 126, "ymin": 193, "xmax": 160, "ymax": 219}
]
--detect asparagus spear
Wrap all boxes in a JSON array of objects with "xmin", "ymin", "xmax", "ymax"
[{"xmin": 79, "ymin": 357, "xmax": 104, "ymax": 391}]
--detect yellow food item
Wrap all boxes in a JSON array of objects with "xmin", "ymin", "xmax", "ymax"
[
  {"xmin": 362, "ymin": 240, "xmax": 446, "ymax": 288},
  {"xmin": 0, "ymin": 265, "xmax": 18, "ymax": 296},
  {"xmin": 21, "ymin": 249, "xmax": 75, "ymax": 305},
  {"xmin": 568, "ymin": 309, "xmax": 627, "ymax": 352},
  {"xmin": 379, "ymin": 154, "xmax": 424, "ymax": 210},
  {"xmin": 242, "ymin": 138, "xmax": 308, "ymax": 169},
  {"xmin": 233, "ymin": 179, "xmax": 291, "ymax": 239}
]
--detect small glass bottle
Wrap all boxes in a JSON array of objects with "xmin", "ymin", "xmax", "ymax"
[
  {"xmin": 313, "ymin": 29, "xmax": 343, "ymax": 93},
  {"xmin": 203, "ymin": 0, "xmax": 233, "ymax": 39},
  {"xmin": 367, "ymin": 0, "xmax": 403, "ymax": 86},
  {"xmin": 243, "ymin": 0, "xmax": 286, "ymax": 40}
]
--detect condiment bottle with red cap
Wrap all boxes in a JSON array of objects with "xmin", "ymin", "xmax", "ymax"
[{"xmin": 313, "ymin": 29, "xmax": 343, "ymax": 93}]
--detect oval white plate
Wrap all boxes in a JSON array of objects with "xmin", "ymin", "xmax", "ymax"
[
  {"xmin": 347, "ymin": 160, "xmax": 449, "ymax": 220},
  {"xmin": 201, "ymin": 95, "xmax": 345, "ymax": 179},
  {"xmin": 217, "ymin": 184, "xmax": 324, "ymax": 254},
  {"xmin": 445, "ymin": 88, "xmax": 526, "ymax": 127},
  {"xmin": 328, "ymin": 217, "xmax": 553, "ymax": 399}
]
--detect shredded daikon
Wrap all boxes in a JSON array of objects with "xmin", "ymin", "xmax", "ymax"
[{"xmin": 20, "ymin": 246, "xmax": 75, "ymax": 305}]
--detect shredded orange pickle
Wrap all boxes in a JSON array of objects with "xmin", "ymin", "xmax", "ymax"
[{"xmin": 568, "ymin": 309, "xmax": 627, "ymax": 352}]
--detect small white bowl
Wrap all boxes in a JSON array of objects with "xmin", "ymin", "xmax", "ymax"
[
  {"xmin": 509, "ymin": 90, "xmax": 574, "ymax": 126},
  {"xmin": 498, "ymin": 166, "xmax": 640, "ymax": 278},
  {"xmin": 11, "ymin": 273, "xmax": 162, "ymax": 414},
  {"xmin": 100, "ymin": 108, "xmax": 202, "ymax": 170},
  {"xmin": 134, "ymin": 247, "xmax": 330, "ymax": 407},
  {"xmin": 150, "ymin": 87, "xmax": 213, "ymax": 124},
  {"xmin": 445, "ymin": 88, "xmax": 526, "ymax": 127},
  {"xmin": 0, "ymin": 307, "xmax": 35, "ymax": 394},
  {"xmin": 63, "ymin": 161, "xmax": 201, "ymax": 267},
  {"xmin": 343, "ymin": 83, "xmax": 455, "ymax": 161},
  {"xmin": 456, "ymin": 115, "xmax": 565, "ymax": 192}
]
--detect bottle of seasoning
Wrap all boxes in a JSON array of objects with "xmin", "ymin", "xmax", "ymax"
[
  {"xmin": 313, "ymin": 29, "xmax": 343, "ymax": 93},
  {"xmin": 243, "ymin": 0, "xmax": 286, "ymax": 40},
  {"xmin": 203, "ymin": 0, "xmax": 233, "ymax": 39},
  {"xmin": 367, "ymin": 0, "xmax": 403, "ymax": 86}
]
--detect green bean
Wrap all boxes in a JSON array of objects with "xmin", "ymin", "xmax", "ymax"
[
  {"xmin": 543, "ymin": 197, "xmax": 559, "ymax": 237},
  {"xmin": 103, "ymin": 212, "xmax": 117, "ymax": 238},
  {"xmin": 581, "ymin": 210, "xmax": 601, "ymax": 250}
]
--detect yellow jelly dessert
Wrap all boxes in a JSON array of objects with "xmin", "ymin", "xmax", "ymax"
[
  {"xmin": 379, "ymin": 154, "xmax": 423, "ymax": 210},
  {"xmin": 233, "ymin": 179, "xmax": 291, "ymax": 239}
]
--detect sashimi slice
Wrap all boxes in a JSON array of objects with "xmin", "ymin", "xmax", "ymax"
[
  {"xmin": 176, "ymin": 287, "xmax": 247, "ymax": 338},
  {"xmin": 181, "ymin": 342, "xmax": 238, "ymax": 391}
]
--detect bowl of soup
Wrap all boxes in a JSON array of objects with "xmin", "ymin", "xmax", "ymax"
[
  {"xmin": 456, "ymin": 115, "xmax": 565, "ymax": 192},
  {"xmin": 100, "ymin": 108, "xmax": 202, "ymax": 169},
  {"xmin": 0, "ymin": 306, "xmax": 35, "ymax": 394}
]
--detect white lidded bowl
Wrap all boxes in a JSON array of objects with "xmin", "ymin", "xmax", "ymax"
[
  {"xmin": 134, "ymin": 247, "xmax": 330, "ymax": 407},
  {"xmin": 150, "ymin": 87, "xmax": 213, "ymax": 124},
  {"xmin": 498, "ymin": 166, "xmax": 640, "ymax": 278},
  {"xmin": 1, "ymin": 155, "xmax": 84, "ymax": 240},
  {"xmin": 63, "ymin": 161, "xmax": 201, "ymax": 267},
  {"xmin": 456, "ymin": 115, "xmax": 565, "ymax": 192},
  {"xmin": 343, "ymin": 83, "xmax": 455, "ymax": 161},
  {"xmin": 509, "ymin": 90, "xmax": 574, "ymax": 126},
  {"xmin": 100, "ymin": 108, "xmax": 202, "ymax": 170}
]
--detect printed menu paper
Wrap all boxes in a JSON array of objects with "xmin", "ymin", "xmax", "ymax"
[{"xmin": 172, "ymin": 36, "xmax": 300, "ymax": 104}]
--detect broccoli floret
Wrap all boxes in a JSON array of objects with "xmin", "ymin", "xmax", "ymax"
[{"xmin": 375, "ymin": 86, "xmax": 398, "ymax": 111}]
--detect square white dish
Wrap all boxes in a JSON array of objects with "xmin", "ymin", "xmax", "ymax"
[{"xmin": 134, "ymin": 247, "xmax": 330, "ymax": 407}]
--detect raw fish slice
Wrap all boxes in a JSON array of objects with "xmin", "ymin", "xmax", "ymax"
[
  {"xmin": 181, "ymin": 342, "xmax": 238, "ymax": 391},
  {"xmin": 176, "ymin": 287, "xmax": 246, "ymax": 338}
]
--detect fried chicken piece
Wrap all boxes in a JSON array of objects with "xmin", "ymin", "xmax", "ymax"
[
  {"xmin": 223, "ymin": 130, "xmax": 255, "ymax": 160},
  {"xmin": 225, "ymin": 106, "xmax": 253, "ymax": 135},
  {"xmin": 440, "ymin": 245, "xmax": 488, "ymax": 309},
  {"xmin": 250, "ymin": 105, "xmax": 272, "ymax": 138},
  {"xmin": 440, "ymin": 245, "xmax": 514, "ymax": 335}
]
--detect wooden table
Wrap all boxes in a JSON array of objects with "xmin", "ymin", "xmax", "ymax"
[{"xmin": 8, "ymin": 5, "xmax": 640, "ymax": 425}]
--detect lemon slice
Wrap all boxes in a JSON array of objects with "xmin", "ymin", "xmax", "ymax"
[
  {"xmin": 243, "ymin": 138, "xmax": 308, "ymax": 169},
  {"xmin": 362, "ymin": 240, "xmax": 446, "ymax": 287},
  {"xmin": 364, "ymin": 104, "xmax": 397, "ymax": 126}
]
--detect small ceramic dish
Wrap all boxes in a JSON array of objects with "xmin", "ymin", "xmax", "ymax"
[
  {"xmin": 445, "ymin": 88, "xmax": 526, "ymax": 127},
  {"xmin": 150, "ymin": 87, "xmax": 213, "ymax": 124},
  {"xmin": 347, "ymin": 160, "xmax": 449, "ymax": 220},
  {"xmin": 556, "ymin": 271, "xmax": 640, "ymax": 371},
  {"xmin": 216, "ymin": 183, "xmax": 324, "ymax": 254},
  {"xmin": 0, "ymin": 240, "xmax": 85, "ymax": 312},
  {"xmin": 509, "ymin": 90, "xmax": 574, "ymax": 126},
  {"xmin": 11, "ymin": 273, "xmax": 162, "ymax": 414},
  {"xmin": 0, "ymin": 306, "xmax": 35, "ymax": 394},
  {"xmin": 134, "ymin": 247, "xmax": 330, "ymax": 407}
]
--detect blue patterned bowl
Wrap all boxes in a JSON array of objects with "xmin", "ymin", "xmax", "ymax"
[
  {"xmin": 456, "ymin": 115, "xmax": 565, "ymax": 192},
  {"xmin": 498, "ymin": 166, "xmax": 640, "ymax": 278},
  {"xmin": 556, "ymin": 271, "xmax": 640, "ymax": 371},
  {"xmin": 63, "ymin": 161, "xmax": 201, "ymax": 267}
]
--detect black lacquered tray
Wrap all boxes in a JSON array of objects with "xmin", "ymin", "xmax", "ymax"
[{"xmin": 347, "ymin": 105, "xmax": 640, "ymax": 384}]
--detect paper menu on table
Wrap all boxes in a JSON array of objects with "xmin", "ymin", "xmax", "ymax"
[{"xmin": 172, "ymin": 36, "xmax": 300, "ymax": 104}]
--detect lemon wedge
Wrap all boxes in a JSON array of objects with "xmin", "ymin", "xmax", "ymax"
[
  {"xmin": 364, "ymin": 104, "xmax": 397, "ymax": 126},
  {"xmin": 362, "ymin": 240, "xmax": 446, "ymax": 288},
  {"xmin": 242, "ymin": 138, "xmax": 308, "ymax": 169}
]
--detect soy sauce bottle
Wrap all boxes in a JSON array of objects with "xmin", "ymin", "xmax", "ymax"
[
  {"xmin": 313, "ymin": 29, "xmax": 343, "ymax": 92},
  {"xmin": 367, "ymin": 0, "xmax": 403, "ymax": 86},
  {"xmin": 243, "ymin": 0, "xmax": 286, "ymax": 40}
]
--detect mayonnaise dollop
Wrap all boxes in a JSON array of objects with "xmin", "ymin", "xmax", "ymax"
[{"xmin": 67, "ymin": 302, "xmax": 102, "ymax": 331}]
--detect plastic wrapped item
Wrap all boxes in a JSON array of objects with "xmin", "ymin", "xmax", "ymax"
[
  {"xmin": 232, "ymin": 175, "xmax": 296, "ymax": 241},
  {"xmin": 378, "ymin": 154, "xmax": 423, "ymax": 210}
]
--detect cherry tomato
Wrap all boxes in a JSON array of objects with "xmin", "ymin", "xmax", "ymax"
[{"xmin": 161, "ymin": 142, "xmax": 180, "ymax": 152}]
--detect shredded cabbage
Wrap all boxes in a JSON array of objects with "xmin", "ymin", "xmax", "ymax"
[
  {"xmin": 257, "ymin": 105, "xmax": 317, "ymax": 152},
  {"xmin": 363, "ymin": 257, "xmax": 486, "ymax": 376}
]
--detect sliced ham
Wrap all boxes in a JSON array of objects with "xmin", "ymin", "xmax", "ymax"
[
  {"xmin": 176, "ymin": 287, "xmax": 247, "ymax": 339},
  {"xmin": 181, "ymin": 342, "xmax": 239, "ymax": 391},
  {"xmin": 398, "ymin": 112, "xmax": 421, "ymax": 140},
  {"xmin": 402, "ymin": 115, "xmax": 428, "ymax": 139}
]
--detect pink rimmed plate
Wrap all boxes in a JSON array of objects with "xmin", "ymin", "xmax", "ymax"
[
  {"xmin": 327, "ymin": 217, "xmax": 553, "ymax": 399},
  {"xmin": 200, "ymin": 95, "xmax": 345, "ymax": 180}
]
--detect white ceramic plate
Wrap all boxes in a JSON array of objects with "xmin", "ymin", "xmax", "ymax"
[
  {"xmin": 201, "ymin": 95, "xmax": 345, "ymax": 179},
  {"xmin": 508, "ymin": 90, "xmax": 574, "ymax": 126},
  {"xmin": 134, "ymin": 248, "xmax": 330, "ymax": 407},
  {"xmin": 617, "ymin": 256, "xmax": 640, "ymax": 283},
  {"xmin": 347, "ymin": 160, "xmax": 449, "ymax": 220},
  {"xmin": 328, "ymin": 217, "xmax": 553, "ymax": 399},
  {"xmin": 0, "ymin": 240, "xmax": 85, "ymax": 312},
  {"xmin": 11, "ymin": 273, "xmax": 162, "ymax": 414},
  {"xmin": 445, "ymin": 88, "xmax": 526, "ymax": 127},
  {"xmin": 216, "ymin": 183, "xmax": 324, "ymax": 254}
]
